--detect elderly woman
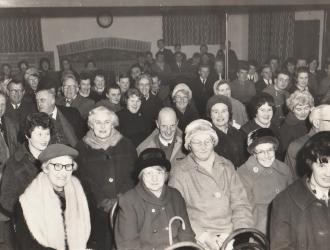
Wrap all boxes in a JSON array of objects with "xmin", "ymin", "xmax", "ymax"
[
  {"xmin": 76, "ymin": 106, "xmax": 137, "ymax": 249},
  {"xmin": 213, "ymin": 80, "xmax": 248, "ymax": 129},
  {"xmin": 206, "ymin": 95, "xmax": 246, "ymax": 168},
  {"xmin": 115, "ymin": 148, "xmax": 195, "ymax": 249},
  {"xmin": 270, "ymin": 131, "xmax": 330, "ymax": 250},
  {"xmin": 0, "ymin": 112, "xmax": 52, "ymax": 214},
  {"xmin": 279, "ymin": 90, "xmax": 314, "ymax": 154},
  {"xmin": 171, "ymin": 83, "xmax": 199, "ymax": 131},
  {"xmin": 169, "ymin": 119, "xmax": 253, "ymax": 250},
  {"xmin": 117, "ymin": 88, "xmax": 150, "ymax": 146},
  {"xmin": 14, "ymin": 144, "xmax": 91, "ymax": 250},
  {"xmin": 238, "ymin": 128, "xmax": 292, "ymax": 233}
]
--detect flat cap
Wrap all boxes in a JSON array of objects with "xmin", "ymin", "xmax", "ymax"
[{"xmin": 38, "ymin": 144, "xmax": 79, "ymax": 162}]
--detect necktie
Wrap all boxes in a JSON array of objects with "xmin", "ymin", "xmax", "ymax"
[{"xmin": 65, "ymin": 99, "xmax": 72, "ymax": 107}]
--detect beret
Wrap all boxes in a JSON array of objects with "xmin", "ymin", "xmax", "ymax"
[{"xmin": 38, "ymin": 144, "xmax": 79, "ymax": 162}]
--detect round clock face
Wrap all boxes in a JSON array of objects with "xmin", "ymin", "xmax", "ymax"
[{"xmin": 97, "ymin": 13, "xmax": 113, "ymax": 28}]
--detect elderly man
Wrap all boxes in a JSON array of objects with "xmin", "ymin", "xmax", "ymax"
[
  {"xmin": 285, "ymin": 104, "xmax": 330, "ymax": 179},
  {"xmin": 36, "ymin": 85, "xmax": 84, "ymax": 146},
  {"xmin": 136, "ymin": 74, "xmax": 163, "ymax": 131},
  {"xmin": 57, "ymin": 74, "xmax": 94, "ymax": 119},
  {"xmin": 6, "ymin": 80, "xmax": 37, "ymax": 140},
  {"xmin": 137, "ymin": 107, "xmax": 186, "ymax": 165}
]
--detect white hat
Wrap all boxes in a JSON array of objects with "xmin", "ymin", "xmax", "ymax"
[
  {"xmin": 172, "ymin": 83, "xmax": 192, "ymax": 100},
  {"xmin": 184, "ymin": 119, "xmax": 218, "ymax": 149}
]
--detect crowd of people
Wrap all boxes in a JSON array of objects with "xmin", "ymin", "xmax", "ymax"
[{"xmin": 0, "ymin": 38, "xmax": 330, "ymax": 250}]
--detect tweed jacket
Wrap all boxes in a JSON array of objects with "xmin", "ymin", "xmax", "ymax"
[
  {"xmin": 137, "ymin": 128, "xmax": 186, "ymax": 165},
  {"xmin": 169, "ymin": 153, "xmax": 254, "ymax": 238}
]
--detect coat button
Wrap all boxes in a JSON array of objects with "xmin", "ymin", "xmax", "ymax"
[
  {"xmin": 153, "ymin": 229, "xmax": 158, "ymax": 233},
  {"xmin": 109, "ymin": 177, "xmax": 114, "ymax": 183},
  {"xmin": 151, "ymin": 208, "xmax": 156, "ymax": 213},
  {"xmin": 275, "ymin": 188, "xmax": 280, "ymax": 194},
  {"xmin": 253, "ymin": 167, "xmax": 259, "ymax": 173}
]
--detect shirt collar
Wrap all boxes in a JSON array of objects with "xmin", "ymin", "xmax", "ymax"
[{"xmin": 51, "ymin": 106, "xmax": 58, "ymax": 120}]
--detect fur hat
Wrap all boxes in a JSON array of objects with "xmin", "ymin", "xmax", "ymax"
[
  {"xmin": 247, "ymin": 128, "xmax": 279, "ymax": 154},
  {"xmin": 136, "ymin": 148, "xmax": 171, "ymax": 175},
  {"xmin": 206, "ymin": 95, "xmax": 232, "ymax": 118},
  {"xmin": 184, "ymin": 119, "xmax": 218, "ymax": 149},
  {"xmin": 39, "ymin": 144, "xmax": 79, "ymax": 162},
  {"xmin": 172, "ymin": 83, "xmax": 192, "ymax": 99}
]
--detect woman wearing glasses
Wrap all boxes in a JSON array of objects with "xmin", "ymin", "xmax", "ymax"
[
  {"xmin": 238, "ymin": 128, "xmax": 292, "ymax": 233},
  {"xmin": 171, "ymin": 83, "xmax": 199, "ymax": 132},
  {"xmin": 169, "ymin": 119, "xmax": 253, "ymax": 250},
  {"xmin": 14, "ymin": 144, "xmax": 92, "ymax": 250}
]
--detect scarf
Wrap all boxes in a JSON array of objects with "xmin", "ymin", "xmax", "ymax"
[
  {"xmin": 19, "ymin": 173, "xmax": 91, "ymax": 250},
  {"xmin": 83, "ymin": 128, "xmax": 122, "ymax": 150}
]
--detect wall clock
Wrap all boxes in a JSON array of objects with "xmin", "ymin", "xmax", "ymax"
[{"xmin": 97, "ymin": 13, "xmax": 113, "ymax": 28}]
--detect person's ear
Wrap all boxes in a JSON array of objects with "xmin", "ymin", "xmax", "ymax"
[
  {"xmin": 312, "ymin": 119, "xmax": 320, "ymax": 129},
  {"xmin": 156, "ymin": 120, "xmax": 160, "ymax": 129}
]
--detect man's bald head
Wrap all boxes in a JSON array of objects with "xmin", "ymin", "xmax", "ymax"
[{"xmin": 156, "ymin": 107, "xmax": 178, "ymax": 142}]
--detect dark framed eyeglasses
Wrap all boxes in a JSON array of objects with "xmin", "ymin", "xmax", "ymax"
[{"xmin": 48, "ymin": 163, "xmax": 74, "ymax": 171}]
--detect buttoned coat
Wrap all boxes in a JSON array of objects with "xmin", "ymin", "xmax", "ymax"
[
  {"xmin": 75, "ymin": 136, "xmax": 137, "ymax": 249},
  {"xmin": 115, "ymin": 182, "xmax": 195, "ymax": 250},
  {"xmin": 137, "ymin": 128, "xmax": 186, "ymax": 165},
  {"xmin": 169, "ymin": 153, "xmax": 254, "ymax": 238},
  {"xmin": 270, "ymin": 177, "xmax": 330, "ymax": 250},
  {"xmin": 238, "ymin": 156, "xmax": 292, "ymax": 233},
  {"xmin": 0, "ymin": 143, "xmax": 40, "ymax": 214}
]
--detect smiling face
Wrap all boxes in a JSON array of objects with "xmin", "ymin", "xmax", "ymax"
[
  {"xmin": 127, "ymin": 94, "xmax": 142, "ymax": 114},
  {"xmin": 255, "ymin": 103, "xmax": 273, "ymax": 126},
  {"xmin": 79, "ymin": 79, "xmax": 91, "ymax": 96},
  {"xmin": 157, "ymin": 110, "xmax": 177, "ymax": 142},
  {"xmin": 293, "ymin": 104, "xmax": 311, "ymax": 120},
  {"xmin": 44, "ymin": 155, "xmax": 74, "ymax": 192},
  {"xmin": 106, "ymin": 88, "xmax": 121, "ymax": 105},
  {"xmin": 27, "ymin": 75, "xmax": 39, "ymax": 91},
  {"xmin": 90, "ymin": 111, "xmax": 113, "ymax": 140},
  {"xmin": 137, "ymin": 78, "xmax": 150, "ymax": 98},
  {"xmin": 190, "ymin": 133, "xmax": 214, "ymax": 161},
  {"xmin": 27, "ymin": 126, "xmax": 51, "ymax": 152},
  {"xmin": 254, "ymin": 142, "xmax": 275, "ymax": 167},
  {"xmin": 210, "ymin": 103, "xmax": 229, "ymax": 129},
  {"xmin": 215, "ymin": 83, "xmax": 231, "ymax": 97},
  {"xmin": 174, "ymin": 91, "xmax": 189, "ymax": 112},
  {"xmin": 275, "ymin": 73, "xmax": 290, "ymax": 91}
]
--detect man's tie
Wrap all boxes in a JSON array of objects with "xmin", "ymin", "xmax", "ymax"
[{"xmin": 65, "ymin": 99, "xmax": 72, "ymax": 107}]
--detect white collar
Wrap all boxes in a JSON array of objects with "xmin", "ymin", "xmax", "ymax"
[
  {"xmin": 51, "ymin": 106, "xmax": 58, "ymax": 120},
  {"xmin": 159, "ymin": 134, "xmax": 174, "ymax": 146}
]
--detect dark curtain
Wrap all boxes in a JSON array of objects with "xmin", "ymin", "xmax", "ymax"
[
  {"xmin": 248, "ymin": 11, "xmax": 294, "ymax": 65},
  {"xmin": 163, "ymin": 12, "xmax": 225, "ymax": 45},
  {"xmin": 323, "ymin": 8, "xmax": 330, "ymax": 66},
  {"xmin": 0, "ymin": 16, "xmax": 44, "ymax": 52}
]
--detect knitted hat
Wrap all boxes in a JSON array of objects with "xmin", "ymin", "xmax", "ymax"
[
  {"xmin": 247, "ymin": 128, "xmax": 279, "ymax": 154},
  {"xmin": 38, "ymin": 144, "xmax": 79, "ymax": 163},
  {"xmin": 136, "ymin": 148, "xmax": 171, "ymax": 175},
  {"xmin": 172, "ymin": 83, "xmax": 192, "ymax": 99},
  {"xmin": 206, "ymin": 95, "xmax": 232, "ymax": 118},
  {"xmin": 184, "ymin": 119, "xmax": 218, "ymax": 149}
]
